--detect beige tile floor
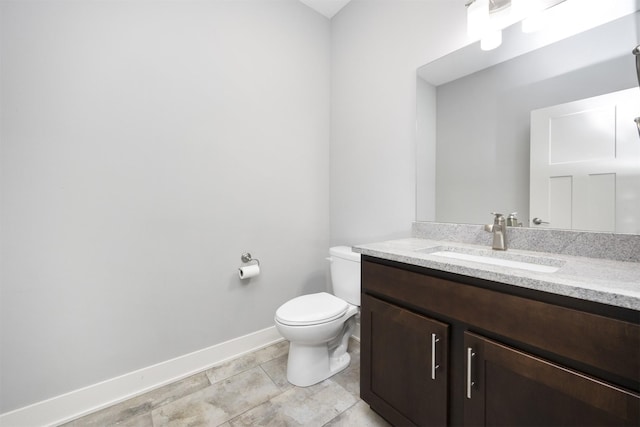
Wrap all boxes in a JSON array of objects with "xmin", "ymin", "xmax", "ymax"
[{"xmin": 61, "ymin": 339, "xmax": 390, "ymax": 427}]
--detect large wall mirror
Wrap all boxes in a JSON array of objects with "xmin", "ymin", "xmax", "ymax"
[{"xmin": 416, "ymin": 8, "xmax": 640, "ymax": 234}]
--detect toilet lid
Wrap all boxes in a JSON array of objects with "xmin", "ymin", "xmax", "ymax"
[{"xmin": 275, "ymin": 292, "xmax": 348, "ymax": 326}]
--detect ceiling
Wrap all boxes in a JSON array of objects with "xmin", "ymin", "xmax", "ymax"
[{"xmin": 298, "ymin": 0, "xmax": 352, "ymax": 19}]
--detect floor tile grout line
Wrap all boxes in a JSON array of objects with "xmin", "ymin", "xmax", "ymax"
[
  {"xmin": 148, "ymin": 350, "xmax": 291, "ymax": 426},
  {"xmin": 258, "ymin": 364, "xmax": 280, "ymax": 391},
  {"xmin": 220, "ymin": 373, "xmax": 359, "ymax": 427},
  {"xmin": 321, "ymin": 398, "xmax": 361, "ymax": 427},
  {"xmin": 204, "ymin": 341, "xmax": 289, "ymax": 386},
  {"xmin": 65, "ymin": 339, "xmax": 373, "ymax": 427},
  {"xmin": 211, "ymin": 367, "xmax": 292, "ymax": 427},
  {"xmin": 93, "ymin": 352, "xmax": 280, "ymax": 426}
]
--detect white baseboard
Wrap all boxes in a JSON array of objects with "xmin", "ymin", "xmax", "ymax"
[{"xmin": 0, "ymin": 326, "xmax": 283, "ymax": 427}]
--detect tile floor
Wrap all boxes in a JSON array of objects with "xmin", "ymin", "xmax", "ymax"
[{"xmin": 61, "ymin": 339, "xmax": 390, "ymax": 427}]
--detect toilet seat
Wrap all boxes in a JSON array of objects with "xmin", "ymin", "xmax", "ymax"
[{"xmin": 275, "ymin": 292, "xmax": 348, "ymax": 326}]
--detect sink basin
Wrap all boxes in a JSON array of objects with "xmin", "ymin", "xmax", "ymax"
[{"xmin": 418, "ymin": 246, "xmax": 564, "ymax": 273}]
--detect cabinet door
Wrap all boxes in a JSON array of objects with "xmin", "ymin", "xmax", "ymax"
[
  {"xmin": 464, "ymin": 331, "xmax": 640, "ymax": 426},
  {"xmin": 361, "ymin": 294, "xmax": 449, "ymax": 426}
]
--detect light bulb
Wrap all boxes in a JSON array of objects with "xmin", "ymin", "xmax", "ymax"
[{"xmin": 467, "ymin": 0, "xmax": 490, "ymax": 39}]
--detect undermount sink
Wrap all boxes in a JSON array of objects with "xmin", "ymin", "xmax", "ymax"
[{"xmin": 418, "ymin": 246, "xmax": 564, "ymax": 273}]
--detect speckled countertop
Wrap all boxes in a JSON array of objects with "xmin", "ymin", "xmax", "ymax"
[{"xmin": 353, "ymin": 238, "xmax": 640, "ymax": 311}]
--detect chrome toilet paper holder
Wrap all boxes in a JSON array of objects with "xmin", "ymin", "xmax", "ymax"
[{"xmin": 241, "ymin": 252, "xmax": 260, "ymax": 266}]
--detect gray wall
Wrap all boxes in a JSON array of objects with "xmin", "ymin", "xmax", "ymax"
[
  {"xmin": 0, "ymin": 0, "xmax": 330, "ymax": 412},
  {"xmin": 329, "ymin": 0, "xmax": 469, "ymax": 246},
  {"xmin": 416, "ymin": 77, "xmax": 437, "ymax": 222}
]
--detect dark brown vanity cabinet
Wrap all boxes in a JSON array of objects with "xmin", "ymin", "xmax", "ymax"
[
  {"xmin": 360, "ymin": 257, "xmax": 640, "ymax": 427},
  {"xmin": 361, "ymin": 294, "xmax": 449, "ymax": 426},
  {"xmin": 464, "ymin": 332, "xmax": 639, "ymax": 426}
]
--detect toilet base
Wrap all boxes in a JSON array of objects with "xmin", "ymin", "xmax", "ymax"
[
  {"xmin": 285, "ymin": 316, "xmax": 356, "ymax": 387},
  {"xmin": 286, "ymin": 342, "xmax": 352, "ymax": 387}
]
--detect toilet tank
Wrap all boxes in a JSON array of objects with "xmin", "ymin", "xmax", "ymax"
[{"xmin": 329, "ymin": 246, "xmax": 361, "ymax": 306}]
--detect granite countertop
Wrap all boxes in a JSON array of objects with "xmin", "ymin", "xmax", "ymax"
[{"xmin": 354, "ymin": 238, "xmax": 640, "ymax": 311}]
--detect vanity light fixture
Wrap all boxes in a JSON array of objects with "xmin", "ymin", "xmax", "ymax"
[{"xmin": 466, "ymin": 0, "xmax": 567, "ymax": 51}]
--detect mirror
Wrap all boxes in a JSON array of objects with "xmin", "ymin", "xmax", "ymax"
[{"xmin": 416, "ymin": 10, "xmax": 640, "ymax": 233}]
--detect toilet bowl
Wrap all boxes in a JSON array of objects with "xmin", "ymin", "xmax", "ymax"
[{"xmin": 274, "ymin": 246, "xmax": 361, "ymax": 387}]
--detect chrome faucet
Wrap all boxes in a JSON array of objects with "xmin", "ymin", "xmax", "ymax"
[
  {"xmin": 506, "ymin": 212, "xmax": 522, "ymax": 227},
  {"xmin": 484, "ymin": 212, "xmax": 507, "ymax": 250}
]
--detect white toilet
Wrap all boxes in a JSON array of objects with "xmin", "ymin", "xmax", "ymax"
[{"xmin": 274, "ymin": 246, "xmax": 361, "ymax": 387}]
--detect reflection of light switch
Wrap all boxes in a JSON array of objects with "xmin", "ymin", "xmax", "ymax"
[{"xmin": 634, "ymin": 117, "xmax": 640, "ymax": 140}]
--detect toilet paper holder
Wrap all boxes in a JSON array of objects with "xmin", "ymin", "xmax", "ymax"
[{"xmin": 241, "ymin": 252, "xmax": 260, "ymax": 266}]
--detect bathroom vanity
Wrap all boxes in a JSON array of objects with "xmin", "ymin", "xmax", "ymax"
[{"xmin": 356, "ymin": 229, "xmax": 640, "ymax": 426}]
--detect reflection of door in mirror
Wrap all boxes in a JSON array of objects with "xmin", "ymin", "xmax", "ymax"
[{"xmin": 530, "ymin": 88, "xmax": 640, "ymax": 233}]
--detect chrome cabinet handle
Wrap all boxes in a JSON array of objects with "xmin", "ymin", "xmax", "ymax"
[
  {"xmin": 532, "ymin": 217, "xmax": 550, "ymax": 225},
  {"xmin": 466, "ymin": 347, "xmax": 475, "ymax": 399},
  {"xmin": 431, "ymin": 333, "xmax": 440, "ymax": 380}
]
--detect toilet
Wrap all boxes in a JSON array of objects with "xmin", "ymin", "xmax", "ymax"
[{"xmin": 274, "ymin": 246, "xmax": 361, "ymax": 387}]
